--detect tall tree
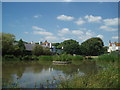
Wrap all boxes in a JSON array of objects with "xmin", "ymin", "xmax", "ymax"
[
  {"xmin": 2, "ymin": 33, "xmax": 15, "ymax": 55},
  {"xmin": 17, "ymin": 39, "xmax": 26, "ymax": 55},
  {"xmin": 80, "ymin": 37, "xmax": 104, "ymax": 56},
  {"xmin": 61, "ymin": 39, "xmax": 80, "ymax": 55},
  {"xmin": 32, "ymin": 45, "xmax": 44, "ymax": 56}
]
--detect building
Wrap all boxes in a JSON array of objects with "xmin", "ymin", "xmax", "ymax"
[
  {"xmin": 107, "ymin": 41, "xmax": 120, "ymax": 53},
  {"xmin": 24, "ymin": 40, "xmax": 56, "ymax": 52}
]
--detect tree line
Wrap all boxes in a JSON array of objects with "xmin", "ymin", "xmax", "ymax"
[{"xmin": 1, "ymin": 33, "xmax": 108, "ymax": 57}]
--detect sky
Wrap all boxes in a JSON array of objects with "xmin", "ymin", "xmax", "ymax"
[{"xmin": 2, "ymin": 2, "xmax": 119, "ymax": 46}]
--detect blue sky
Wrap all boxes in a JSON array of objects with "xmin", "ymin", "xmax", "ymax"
[{"xmin": 2, "ymin": 2, "xmax": 118, "ymax": 46}]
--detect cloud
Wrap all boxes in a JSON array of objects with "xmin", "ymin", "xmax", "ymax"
[
  {"xmin": 32, "ymin": 26, "xmax": 46, "ymax": 31},
  {"xmin": 57, "ymin": 15, "xmax": 74, "ymax": 21},
  {"xmin": 112, "ymin": 36, "xmax": 120, "ymax": 39},
  {"xmin": 32, "ymin": 26, "xmax": 53, "ymax": 36},
  {"xmin": 33, "ymin": 31, "xmax": 53, "ymax": 36},
  {"xmin": 97, "ymin": 34, "xmax": 104, "ymax": 39},
  {"xmin": 45, "ymin": 36, "xmax": 58, "ymax": 41},
  {"xmin": 24, "ymin": 32, "xmax": 29, "ymax": 34},
  {"xmin": 75, "ymin": 18, "xmax": 85, "ymax": 25},
  {"xmin": 79, "ymin": 30, "xmax": 95, "ymax": 41},
  {"xmin": 58, "ymin": 28, "xmax": 70, "ymax": 36},
  {"xmin": 72, "ymin": 30, "xmax": 84, "ymax": 35},
  {"xmin": 63, "ymin": 0, "xmax": 73, "ymax": 2},
  {"xmin": 106, "ymin": 18, "xmax": 118, "ymax": 26},
  {"xmin": 100, "ymin": 25, "xmax": 117, "ymax": 31},
  {"xmin": 85, "ymin": 15, "xmax": 102, "ymax": 23},
  {"xmin": 103, "ymin": 18, "xmax": 118, "ymax": 26},
  {"xmin": 33, "ymin": 15, "xmax": 41, "ymax": 18}
]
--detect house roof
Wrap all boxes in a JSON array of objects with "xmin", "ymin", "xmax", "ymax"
[
  {"xmin": 24, "ymin": 44, "xmax": 36, "ymax": 51},
  {"xmin": 115, "ymin": 43, "xmax": 120, "ymax": 46}
]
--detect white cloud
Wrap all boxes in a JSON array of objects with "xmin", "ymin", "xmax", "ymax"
[
  {"xmin": 72, "ymin": 30, "xmax": 84, "ymax": 35},
  {"xmin": 33, "ymin": 31, "xmax": 53, "ymax": 36},
  {"xmin": 45, "ymin": 36, "xmax": 58, "ymax": 41},
  {"xmin": 24, "ymin": 32, "xmax": 29, "ymax": 34},
  {"xmin": 85, "ymin": 15, "xmax": 102, "ymax": 23},
  {"xmin": 103, "ymin": 18, "xmax": 118, "ymax": 26},
  {"xmin": 75, "ymin": 18, "xmax": 85, "ymax": 25},
  {"xmin": 112, "ymin": 36, "xmax": 120, "ymax": 39},
  {"xmin": 100, "ymin": 25, "xmax": 117, "ymax": 31},
  {"xmin": 32, "ymin": 26, "xmax": 46, "ymax": 31},
  {"xmin": 64, "ymin": 0, "xmax": 73, "ymax": 2},
  {"xmin": 32, "ymin": 26, "xmax": 53, "ymax": 36},
  {"xmin": 61, "ymin": 37, "xmax": 70, "ymax": 40},
  {"xmin": 97, "ymin": 34, "xmax": 104, "ymax": 39},
  {"xmin": 58, "ymin": 28, "xmax": 70, "ymax": 36},
  {"xmin": 33, "ymin": 15, "xmax": 41, "ymax": 18},
  {"xmin": 57, "ymin": 15, "xmax": 74, "ymax": 21}
]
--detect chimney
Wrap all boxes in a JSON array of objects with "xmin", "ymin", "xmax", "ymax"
[
  {"xmin": 50, "ymin": 43, "xmax": 52, "ymax": 48},
  {"xmin": 31, "ymin": 41, "xmax": 33, "ymax": 44},
  {"xmin": 39, "ymin": 41, "xmax": 41, "ymax": 45}
]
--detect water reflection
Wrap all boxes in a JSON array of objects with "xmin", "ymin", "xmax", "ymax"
[{"xmin": 2, "ymin": 61, "xmax": 99, "ymax": 88}]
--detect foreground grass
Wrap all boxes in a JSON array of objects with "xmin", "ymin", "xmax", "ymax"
[{"xmin": 58, "ymin": 61, "xmax": 119, "ymax": 88}]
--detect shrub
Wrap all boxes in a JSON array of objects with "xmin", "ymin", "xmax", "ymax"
[
  {"xmin": 58, "ymin": 61, "xmax": 119, "ymax": 88},
  {"xmin": 53, "ymin": 53, "xmax": 72, "ymax": 61},
  {"xmin": 38, "ymin": 56, "xmax": 53, "ymax": 61},
  {"xmin": 72, "ymin": 55, "xmax": 84, "ymax": 60},
  {"xmin": 4, "ymin": 55, "xmax": 15, "ymax": 59},
  {"xmin": 97, "ymin": 51, "xmax": 119, "ymax": 62},
  {"xmin": 22, "ymin": 55, "xmax": 38, "ymax": 61}
]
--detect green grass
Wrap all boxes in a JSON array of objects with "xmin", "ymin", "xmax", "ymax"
[
  {"xmin": 58, "ymin": 61, "xmax": 119, "ymax": 88},
  {"xmin": 53, "ymin": 54, "xmax": 84, "ymax": 61},
  {"xmin": 97, "ymin": 51, "xmax": 119, "ymax": 62}
]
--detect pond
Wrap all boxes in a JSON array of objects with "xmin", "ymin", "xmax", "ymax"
[{"xmin": 2, "ymin": 60, "xmax": 101, "ymax": 88}]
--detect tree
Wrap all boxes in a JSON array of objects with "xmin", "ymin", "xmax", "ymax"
[
  {"xmin": 80, "ymin": 37, "xmax": 104, "ymax": 56},
  {"xmin": 2, "ymin": 33, "xmax": 15, "ymax": 55},
  {"xmin": 43, "ymin": 47, "xmax": 52, "ymax": 55},
  {"xmin": 61, "ymin": 39, "xmax": 80, "ymax": 55},
  {"xmin": 17, "ymin": 39, "xmax": 26, "ymax": 55},
  {"xmin": 32, "ymin": 45, "xmax": 44, "ymax": 56}
]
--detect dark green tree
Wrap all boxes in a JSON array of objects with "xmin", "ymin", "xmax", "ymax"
[
  {"xmin": 43, "ymin": 47, "xmax": 52, "ymax": 55},
  {"xmin": 61, "ymin": 39, "xmax": 81, "ymax": 55},
  {"xmin": 2, "ymin": 33, "xmax": 15, "ymax": 55},
  {"xmin": 32, "ymin": 45, "xmax": 44, "ymax": 56},
  {"xmin": 80, "ymin": 37, "xmax": 104, "ymax": 56},
  {"xmin": 17, "ymin": 39, "xmax": 26, "ymax": 55}
]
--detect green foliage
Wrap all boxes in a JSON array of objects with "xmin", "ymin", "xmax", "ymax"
[
  {"xmin": 32, "ymin": 45, "xmax": 44, "ymax": 56},
  {"xmin": 58, "ymin": 61, "xmax": 119, "ymax": 88},
  {"xmin": 61, "ymin": 39, "xmax": 80, "ymax": 55},
  {"xmin": 80, "ymin": 37, "xmax": 104, "ymax": 56},
  {"xmin": 53, "ymin": 53, "xmax": 84, "ymax": 61},
  {"xmin": 71, "ymin": 55, "xmax": 84, "ymax": 60},
  {"xmin": 17, "ymin": 39, "xmax": 25, "ymax": 52},
  {"xmin": 2, "ymin": 33, "xmax": 15, "ymax": 55},
  {"xmin": 38, "ymin": 56, "xmax": 53, "ymax": 61},
  {"xmin": 53, "ymin": 53, "xmax": 72, "ymax": 61},
  {"xmin": 43, "ymin": 47, "xmax": 52, "ymax": 55},
  {"xmin": 52, "ymin": 43, "xmax": 60, "ymax": 49},
  {"xmin": 97, "ymin": 51, "xmax": 119, "ymax": 62},
  {"xmin": 21, "ymin": 55, "xmax": 38, "ymax": 61}
]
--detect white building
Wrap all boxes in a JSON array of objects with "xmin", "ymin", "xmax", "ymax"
[{"xmin": 108, "ymin": 41, "xmax": 120, "ymax": 53}]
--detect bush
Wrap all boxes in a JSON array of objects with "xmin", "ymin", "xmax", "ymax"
[
  {"xmin": 53, "ymin": 53, "xmax": 72, "ymax": 61},
  {"xmin": 72, "ymin": 55, "xmax": 84, "ymax": 60},
  {"xmin": 98, "ymin": 51, "xmax": 119, "ymax": 62},
  {"xmin": 58, "ymin": 61, "xmax": 119, "ymax": 88},
  {"xmin": 22, "ymin": 55, "xmax": 38, "ymax": 61},
  {"xmin": 38, "ymin": 56, "xmax": 53, "ymax": 61},
  {"xmin": 4, "ymin": 55, "xmax": 15, "ymax": 59}
]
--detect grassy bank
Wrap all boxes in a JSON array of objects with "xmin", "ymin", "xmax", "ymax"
[
  {"xmin": 58, "ymin": 61, "xmax": 119, "ymax": 88},
  {"xmin": 2, "ymin": 54, "xmax": 84, "ymax": 61}
]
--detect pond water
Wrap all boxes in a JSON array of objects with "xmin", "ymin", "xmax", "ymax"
[{"xmin": 2, "ymin": 60, "xmax": 100, "ymax": 88}]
